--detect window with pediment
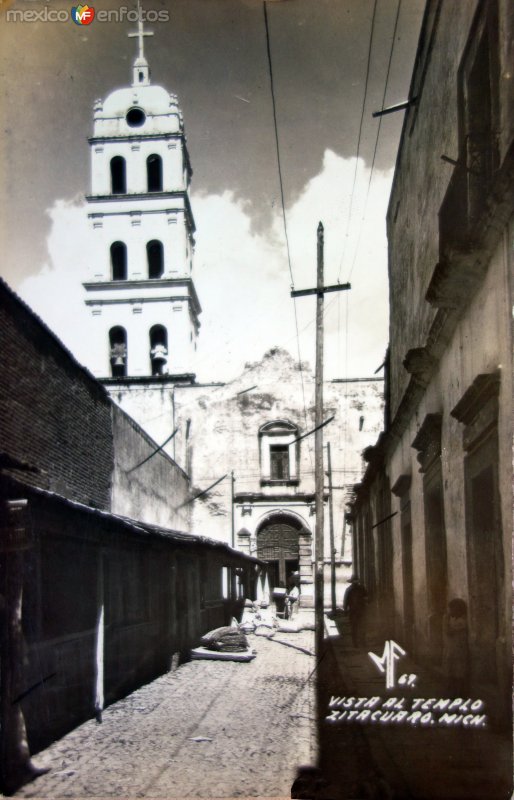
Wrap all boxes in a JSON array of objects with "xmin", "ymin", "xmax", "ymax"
[{"xmin": 259, "ymin": 420, "xmax": 299, "ymax": 486}]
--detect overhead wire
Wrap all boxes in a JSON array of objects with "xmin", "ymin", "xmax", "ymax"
[
  {"xmin": 263, "ymin": 0, "xmax": 312, "ymax": 460},
  {"xmin": 145, "ymin": 3, "xmax": 394, "ymax": 485},
  {"xmin": 263, "ymin": 0, "xmax": 294, "ymax": 292},
  {"xmin": 339, "ymin": 0, "xmax": 403, "ymax": 525},
  {"xmin": 337, "ymin": 0, "xmax": 379, "ymax": 282},
  {"xmin": 335, "ymin": 0, "xmax": 402, "ymax": 520},
  {"xmin": 164, "ymin": 3, "xmax": 321, "ymax": 472},
  {"xmin": 346, "ymin": 0, "xmax": 403, "ymax": 283},
  {"xmin": 334, "ymin": 0, "xmax": 379, "ymax": 513}
]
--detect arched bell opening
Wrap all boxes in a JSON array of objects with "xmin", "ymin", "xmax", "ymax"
[
  {"xmin": 147, "ymin": 154, "xmax": 163, "ymax": 192},
  {"xmin": 147, "ymin": 239, "xmax": 164, "ymax": 279},
  {"xmin": 149, "ymin": 325, "xmax": 168, "ymax": 375},
  {"xmin": 110, "ymin": 241, "xmax": 127, "ymax": 281},
  {"xmin": 110, "ymin": 156, "xmax": 126, "ymax": 194},
  {"xmin": 109, "ymin": 326, "xmax": 127, "ymax": 378}
]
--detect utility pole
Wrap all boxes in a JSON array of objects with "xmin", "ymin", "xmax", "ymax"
[
  {"xmin": 326, "ymin": 441, "xmax": 336, "ymax": 615},
  {"xmin": 313, "ymin": 222, "xmax": 325, "ymax": 659},
  {"xmin": 231, "ymin": 471, "xmax": 235, "ymax": 549},
  {"xmin": 291, "ymin": 223, "xmax": 350, "ymax": 660},
  {"xmin": 341, "ymin": 512, "xmax": 347, "ymax": 561}
]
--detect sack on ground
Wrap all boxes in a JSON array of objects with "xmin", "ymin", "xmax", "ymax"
[{"xmin": 200, "ymin": 625, "xmax": 249, "ymax": 653}]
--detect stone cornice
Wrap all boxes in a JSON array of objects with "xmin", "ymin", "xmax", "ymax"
[
  {"xmin": 234, "ymin": 492, "xmax": 324, "ymax": 504},
  {"xmin": 391, "ymin": 473, "xmax": 412, "ymax": 498},
  {"xmin": 403, "ymin": 347, "xmax": 437, "ymax": 387},
  {"xmin": 83, "ymin": 277, "xmax": 202, "ymax": 318},
  {"xmin": 411, "ymin": 412, "xmax": 442, "ymax": 473},
  {"xmin": 451, "ymin": 371, "xmax": 501, "ymax": 451},
  {"xmin": 450, "ymin": 371, "xmax": 501, "ymax": 426},
  {"xmin": 100, "ymin": 373, "xmax": 196, "ymax": 386},
  {"xmin": 411, "ymin": 412, "xmax": 442, "ymax": 453},
  {"xmin": 85, "ymin": 191, "xmax": 196, "ymax": 233},
  {"xmin": 426, "ymin": 142, "xmax": 514, "ymax": 310}
]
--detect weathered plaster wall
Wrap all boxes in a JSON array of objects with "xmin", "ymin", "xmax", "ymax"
[
  {"xmin": 386, "ymin": 0, "xmax": 484, "ymax": 417},
  {"xmin": 353, "ymin": 1, "xmax": 512, "ymax": 715},
  {"xmin": 111, "ymin": 404, "xmax": 191, "ymax": 531},
  {"xmin": 172, "ymin": 348, "xmax": 385, "ymax": 547},
  {"xmin": 388, "ymin": 0, "xmax": 514, "ymax": 418},
  {"xmin": 104, "ymin": 380, "xmax": 177, "ymax": 458},
  {"xmin": 388, "ymin": 229, "xmax": 512, "ymax": 661}
]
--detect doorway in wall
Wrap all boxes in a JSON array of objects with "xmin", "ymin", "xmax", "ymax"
[{"xmin": 256, "ymin": 514, "xmax": 302, "ymax": 591}]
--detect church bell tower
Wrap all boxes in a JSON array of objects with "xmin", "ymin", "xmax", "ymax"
[{"xmin": 84, "ymin": 14, "xmax": 200, "ymax": 381}]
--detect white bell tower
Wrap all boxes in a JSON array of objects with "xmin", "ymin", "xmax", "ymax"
[{"xmin": 84, "ymin": 12, "xmax": 200, "ymax": 381}]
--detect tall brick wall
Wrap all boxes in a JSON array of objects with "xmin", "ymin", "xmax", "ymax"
[{"xmin": 0, "ymin": 280, "xmax": 114, "ymax": 509}]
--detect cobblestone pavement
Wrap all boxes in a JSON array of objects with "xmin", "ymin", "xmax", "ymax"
[{"xmin": 15, "ymin": 630, "xmax": 316, "ymax": 799}]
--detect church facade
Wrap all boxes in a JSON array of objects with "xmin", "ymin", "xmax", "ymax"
[{"xmin": 83, "ymin": 23, "xmax": 385, "ymax": 607}]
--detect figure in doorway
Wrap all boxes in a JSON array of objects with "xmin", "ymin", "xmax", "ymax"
[
  {"xmin": 285, "ymin": 571, "xmax": 301, "ymax": 620},
  {"xmin": 442, "ymin": 598, "xmax": 470, "ymax": 697},
  {"xmin": 343, "ymin": 576, "xmax": 368, "ymax": 648}
]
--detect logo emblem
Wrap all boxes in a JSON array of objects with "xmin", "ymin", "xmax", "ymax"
[
  {"xmin": 71, "ymin": 4, "xmax": 95, "ymax": 24},
  {"xmin": 368, "ymin": 640, "xmax": 416, "ymax": 689}
]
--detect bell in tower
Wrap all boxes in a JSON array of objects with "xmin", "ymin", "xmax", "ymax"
[{"xmin": 149, "ymin": 325, "xmax": 168, "ymax": 376}]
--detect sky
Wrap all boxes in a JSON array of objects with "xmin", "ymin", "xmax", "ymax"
[{"xmin": 0, "ymin": 0, "xmax": 425, "ymax": 382}]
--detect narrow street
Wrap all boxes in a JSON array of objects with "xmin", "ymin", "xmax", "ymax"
[{"xmin": 15, "ymin": 629, "xmax": 316, "ymax": 798}]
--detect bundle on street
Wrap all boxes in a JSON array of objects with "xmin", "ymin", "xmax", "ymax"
[{"xmin": 200, "ymin": 626, "xmax": 249, "ymax": 653}]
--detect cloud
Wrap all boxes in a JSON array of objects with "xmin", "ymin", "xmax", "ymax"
[
  {"xmin": 17, "ymin": 150, "xmax": 392, "ymax": 382},
  {"xmin": 17, "ymin": 199, "xmax": 92, "ymax": 369},
  {"xmin": 193, "ymin": 149, "xmax": 392, "ymax": 380}
]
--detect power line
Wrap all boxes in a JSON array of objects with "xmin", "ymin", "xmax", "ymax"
[
  {"xmin": 335, "ymin": 0, "xmax": 378, "ymax": 474},
  {"xmin": 263, "ymin": 0, "xmax": 294, "ymax": 290},
  {"xmin": 179, "ymin": 473, "xmax": 229, "ymax": 507},
  {"xmin": 337, "ymin": 0, "xmax": 379, "ymax": 281},
  {"xmin": 337, "ymin": 1, "xmax": 403, "ymax": 500},
  {"xmin": 290, "ymin": 415, "xmax": 336, "ymax": 445},
  {"xmin": 347, "ymin": 0, "xmax": 403, "ymax": 283},
  {"xmin": 263, "ymin": 0, "xmax": 312, "ymax": 458},
  {"xmin": 126, "ymin": 427, "xmax": 179, "ymax": 473}
]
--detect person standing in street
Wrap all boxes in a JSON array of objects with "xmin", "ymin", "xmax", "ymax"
[
  {"xmin": 442, "ymin": 598, "xmax": 470, "ymax": 697},
  {"xmin": 343, "ymin": 576, "xmax": 368, "ymax": 648}
]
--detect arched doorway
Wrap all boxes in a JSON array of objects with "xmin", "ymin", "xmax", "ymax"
[{"xmin": 256, "ymin": 513, "xmax": 302, "ymax": 591}]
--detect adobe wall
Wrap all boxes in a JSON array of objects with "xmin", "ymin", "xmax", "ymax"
[{"xmin": 110, "ymin": 405, "xmax": 191, "ymax": 531}]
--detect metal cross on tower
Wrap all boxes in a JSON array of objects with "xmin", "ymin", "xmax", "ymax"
[{"xmin": 128, "ymin": 1, "xmax": 154, "ymax": 60}]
